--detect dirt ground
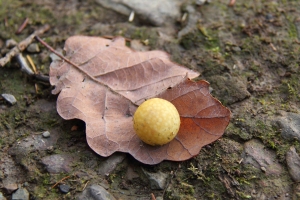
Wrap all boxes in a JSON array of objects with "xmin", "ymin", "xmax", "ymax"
[{"xmin": 0, "ymin": 0, "xmax": 300, "ymax": 199}]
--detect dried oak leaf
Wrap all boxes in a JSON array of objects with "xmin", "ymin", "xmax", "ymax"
[{"xmin": 49, "ymin": 36, "xmax": 230, "ymax": 165}]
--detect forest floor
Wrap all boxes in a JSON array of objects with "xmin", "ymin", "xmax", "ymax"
[{"xmin": 0, "ymin": 0, "xmax": 300, "ymax": 199}]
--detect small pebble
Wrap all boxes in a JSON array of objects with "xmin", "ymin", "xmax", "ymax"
[
  {"xmin": 12, "ymin": 187, "xmax": 29, "ymax": 200},
  {"xmin": 77, "ymin": 184, "xmax": 116, "ymax": 200},
  {"xmin": 26, "ymin": 43, "xmax": 40, "ymax": 53},
  {"xmin": 265, "ymin": 13, "xmax": 274, "ymax": 21},
  {"xmin": 59, "ymin": 184, "xmax": 70, "ymax": 194},
  {"xmin": 232, "ymin": 46, "xmax": 241, "ymax": 52},
  {"xmin": 46, "ymin": 146, "xmax": 54, "ymax": 153},
  {"xmin": 42, "ymin": 131, "xmax": 50, "ymax": 138},
  {"xmin": 195, "ymin": 0, "xmax": 207, "ymax": 5},
  {"xmin": 5, "ymin": 39, "xmax": 17, "ymax": 48},
  {"xmin": 49, "ymin": 50, "xmax": 62, "ymax": 62},
  {"xmin": 286, "ymin": 146, "xmax": 300, "ymax": 182},
  {"xmin": 142, "ymin": 169, "xmax": 168, "ymax": 190},
  {"xmin": 1, "ymin": 94, "xmax": 17, "ymax": 105},
  {"xmin": 3, "ymin": 182, "xmax": 18, "ymax": 194}
]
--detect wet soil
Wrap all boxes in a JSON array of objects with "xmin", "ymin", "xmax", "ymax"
[{"xmin": 0, "ymin": 0, "xmax": 300, "ymax": 199}]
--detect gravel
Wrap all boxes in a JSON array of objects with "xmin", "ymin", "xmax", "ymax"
[
  {"xmin": 76, "ymin": 184, "xmax": 116, "ymax": 200},
  {"xmin": 276, "ymin": 112, "xmax": 300, "ymax": 142},
  {"xmin": 142, "ymin": 168, "xmax": 168, "ymax": 190},
  {"xmin": 286, "ymin": 146, "xmax": 300, "ymax": 182},
  {"xmin": 95, "ymin": 0, "xmax": 183, "ymax": 26},
  {"xmin": 11, "ymin": 187, "xmax": 29, "ymax": 200},
  {"xmin": 242, "ymin": 139, "xmax": 283, "ymax": 176},
  {"xmin": 59, "ymin": 184, "xmax": 71, "ymax": 194},
  {"xmin": 42, "ymin": 131, "xmax": 51, "ymax": 138},
  {"xmin": 1, "ymin": 94, "xmax": 17, "ymax": 105}
]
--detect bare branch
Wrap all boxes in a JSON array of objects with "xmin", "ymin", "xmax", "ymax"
[
  {"xmin": 0, "ymin": 24, "xmax": 50, "ymax": 67},
  {"xmin": 16, "ymin": 18, "xmax": 29, "ymax": 34}
]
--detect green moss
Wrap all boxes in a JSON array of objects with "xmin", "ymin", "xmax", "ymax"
[
  {"xmin": 287, "ymin": 18, "xmax": 298, "ymax": 39},
  {"xmin": 179, "ymin": 29, "xmax": 220, "ymax": 51},
  {"xmin": 280, "ymin": 74, "xmax": 300, "ymax": 102},
  {"xmin": 236, "ymin": 191, "xmax": 252, "ymax": 199},
  {"xmin": 130, "ymin": 27, "xmax": 159, "ymax": 49},
  {"xmin": 164, "ymin": 182, "xmax": 196, "ymax": 200}
]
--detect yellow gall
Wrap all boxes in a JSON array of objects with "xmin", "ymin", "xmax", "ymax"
[{"xmin": 133, "ymin": 98, "xmax": 180, "ymax": 146}]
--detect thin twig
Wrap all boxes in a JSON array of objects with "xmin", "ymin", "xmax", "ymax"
[
  {"xmin": 0, "ymin": 24, "xmax": 50, "ymax": 67},
  {"xmin": 4, "ymin": 17, "xmax": 8, "ymax": 27},
  {"xmin": 51, "ymin": 175, "xmax": 71, "ymax": 189},
  {"xmin": 151, "ymin": 193, "xmax": 156, "ymax": 200},
  {"xmin": 35, "ymin": 36, "xmax": 67, "ymax": 61},
  {"xmin": 34, "ymin": 84, "xmax": 40, "ymax": 93},
  {"xmin": 82, "ymin": 181, "xmax": 89, "ymax": 191},
  {"xmin": 16, "ymin": 18, "xmax": 29, "ymax": 34},
  {"xmin": 33, "ymin": 74, "xmax": 50, "ymax": 83},
  {"xmin": 16, "ymin": 54, "xmax": 49, "ymax": 83},
  {"xmin": 270, "ymin": 43, "xmax": 277, "ymax": 51},
  {"xmin": 26, "ymin": 55, "xmax": 37, "ymax": 74}
]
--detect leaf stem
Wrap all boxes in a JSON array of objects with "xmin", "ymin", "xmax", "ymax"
[{"xmin": 35, "ymin": 36, "xmax": 138, "ymax": 105}]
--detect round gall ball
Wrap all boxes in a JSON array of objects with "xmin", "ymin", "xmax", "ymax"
[{"xmin": 133, "ymin": 98, "xmax": 180, "ymax": 146}]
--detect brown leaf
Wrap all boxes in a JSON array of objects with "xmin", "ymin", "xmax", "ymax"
[{"xmin": 49, "ymin": 36, "xmax": 230, "ymax": 165}]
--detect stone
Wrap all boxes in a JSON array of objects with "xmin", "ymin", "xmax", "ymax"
[
  {"xmin": 8, "ymin": 129, "xmax": 60, "ymax": 169},
  {"xmin": 125, "ymin": 165, "xmax": 139, "ymax": 181},
  {"xmin": 2, "ymin": 182, "xmax": 18, "ymax": 194},
  {"xmin": 59, "ymin": 184, "xmax": 70, "ymax": 194},
  {"xmin": 0, "ymin": 155, "xmax": 25, "ymax": 194},
  {"xmin": 275, "ymin": 112, "xmax": 300, "ymax": 142},
  {"xmin": 242, "ymin": 139, "xmax": 283, "ymax": 176},
  {"xmin": 232, "ymin": 46, "xmax": 241, "ymax": 52},
  {"xmin": 95, "ymin": 0, "xmax": 183, "ymax": 26},
  {"xmin": 286, "ymin": 146, "xmax": 300, "ymax": 182},
  {"xmin": 42, "ymin": 131, "xmax": 50, "ymax": 138},
  {"xmin": 26, "ymin": 43, "xmax": 40, "ymax": 53},
  {"xmin": 98, "ymin": 153, "xmax": 126, "ymax": 176},
  {"xmin": 177, "ymin": 5, "xmax": 200, "ymax": 39},
  {"xmin": 76, "ymin": 184, "xmax": 116, "ymax": 200},
  {"xmin": 41, "ymin": 154, "xmax": 74, "ymax": 174},
  {"xmin": 49, "ymin": 52, "xmax": 61, "ymax": 62},
  {"xmin": 12, "ymin": 187, "xmax": 29, "ymax": 200},
  {"xmin": 142, "ymin": 169, "xmax": 168, "ymax": 190},
  {"xmin": 1, "ymin": 94, "xmax": 17, "ymax": 105},
  {"xmin": 208, "ymin": 75, "xmax": 251, "ymax": 105},
  {"xmin": 195, "ymin": 0, "xmax": 207, "ymax": 6},
  {"xmin": 5, "ymin": 39, "xmax": 17, "ymax": 48},
  {"xmin": 254, "ymin": 177, "xmax": 292, "ymax": 199}
]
